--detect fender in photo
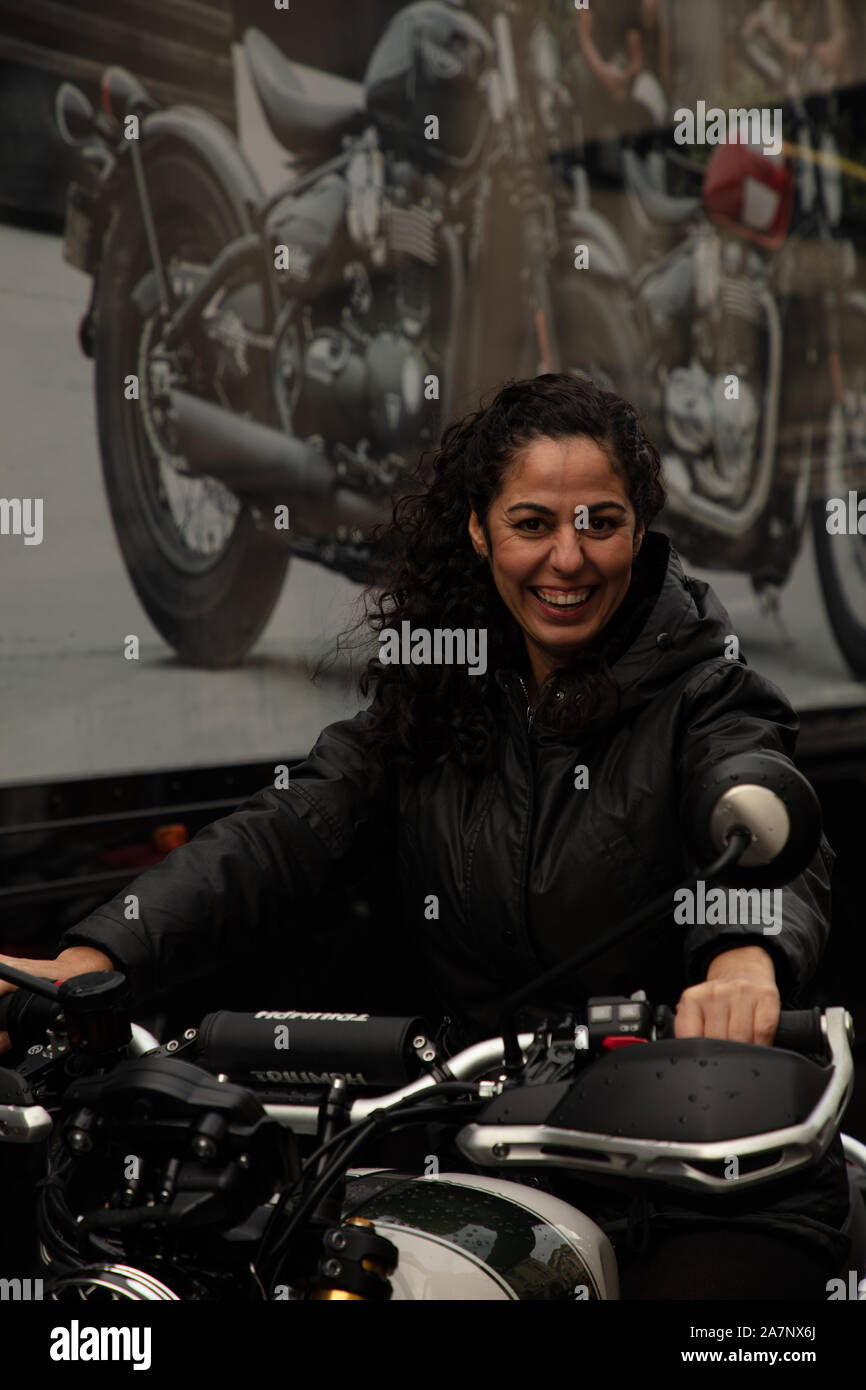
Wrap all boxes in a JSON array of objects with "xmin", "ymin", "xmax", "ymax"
[
  {"xmin": 139, "ymin": 105, "xmax": 264, "ymax": 224},
  {"xmin": 564, "ymin": 208, "xmax": 633, "ymax": 282},
  {"xmin": 554, "ymin": 276, "xmax": 649, "ymax": 424}
]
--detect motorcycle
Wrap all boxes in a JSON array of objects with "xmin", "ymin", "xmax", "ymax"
[
  {"xmin": 1, "ymin": 752, "xmax": 864, "ymax": 1299},
  {"xmin": 52, "ymin": 0, "xmax": 579, "ymax": 669},
  {"xmin": 563, "ymin": 37, "xmax": 866, "ymax": 676}
]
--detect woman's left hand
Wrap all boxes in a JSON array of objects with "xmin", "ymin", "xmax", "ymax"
[{"xmin": 674, "ymin": 945, "xmax": 781, "ymax": 1046}]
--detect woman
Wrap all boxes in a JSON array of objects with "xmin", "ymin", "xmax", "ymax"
[{"xmin": 0, "ymin": 374, "xmax": 850, "ymax": 1298}]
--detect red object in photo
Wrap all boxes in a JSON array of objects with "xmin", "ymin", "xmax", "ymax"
[
  {"xmin": 602, "ymin": 1035, "xmax": 649, "ymax": 1049},
  {"xmin": 151, "ymin": 824, "xmax": 189, "ymax": 855},
  {"xmin": 702, "ymin": 141, "xmax": 795, "ymax": 249}
]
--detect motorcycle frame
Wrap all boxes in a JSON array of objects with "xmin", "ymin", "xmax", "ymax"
[{"xmin": 77, "ymin": 7, "xmax": 565, "ymax": 500}]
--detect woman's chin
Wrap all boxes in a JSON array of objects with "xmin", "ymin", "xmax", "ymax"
[{"xmin": 528, "ymin": 628, "xmax": 596, "ymax": 663}]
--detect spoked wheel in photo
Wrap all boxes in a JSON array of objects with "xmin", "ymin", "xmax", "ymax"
[
  {"xmin": 94, "ymin": 148, "xmax": 289, "ymax": 667},
  {"xmin": 45, "ymin": 1263, "xmax": 180, "ymax": 1300}
]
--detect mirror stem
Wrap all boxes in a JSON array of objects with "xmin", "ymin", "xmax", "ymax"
[{"xmin": 499, "ymin": 828, "xmax": 752, "ymax": 1077}]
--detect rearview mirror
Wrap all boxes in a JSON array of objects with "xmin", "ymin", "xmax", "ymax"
[{"xmin": 684, "ymin": 752, "xmax": 822, "ymax": 888}]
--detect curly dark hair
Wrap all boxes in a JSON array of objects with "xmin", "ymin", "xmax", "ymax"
[{"xmin": 337, "ymin": 372, "xmax": 666, "ymax": 780}]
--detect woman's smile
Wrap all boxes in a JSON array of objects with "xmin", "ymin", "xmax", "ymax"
[{"xmin": 529, "ymin": 584, "xmax": 598, "ymax": 620}]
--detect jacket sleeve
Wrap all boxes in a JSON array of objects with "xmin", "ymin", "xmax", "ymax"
[
  {"xmin": 675, "ymin": 659, "xmax": 835, "ymax": 1004},
  {"xmin": 58, "ymin": 707, "xmax": 394, "ymax": 1006}
]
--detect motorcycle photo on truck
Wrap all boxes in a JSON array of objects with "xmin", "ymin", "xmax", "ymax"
[
  {"xmin": 51, "ymin": 1, "xmax": 866, "ymax": 677},
  {"xmin": 54, "ymin": 1, "xmax": 546, "ymax": 668}
]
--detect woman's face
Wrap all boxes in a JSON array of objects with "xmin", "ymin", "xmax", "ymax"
[{"xmin": 468, "ymin": 434, "xmax": 644, "ymax": 687}]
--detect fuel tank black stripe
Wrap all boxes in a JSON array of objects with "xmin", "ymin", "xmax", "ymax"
[{"xmin": 344, "ymin": 1173, "xmax": 600, "ymax": 1300}]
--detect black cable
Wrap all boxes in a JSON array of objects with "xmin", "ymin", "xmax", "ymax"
[
  {"xmin": 297, "ymin": 1080, "xmax": 480, "ymax": 1181},
  {"xmin": 498, "ymin": 831, "xmax": 753, "ymax": 1072},
  {"xmin": 258, "ymin": 1096, "xmax": 470, "ymax": 1279},
  {"xmin": 255, "ymin": 1080, "xmax": 482, "ymax": 1272},
  {"xmin": 261, "ymin": 1099, "xmax": 480, "ymax": 1287},
  {"xmin": 37, "ymin": 1155, "xmax": 82, "ymax": 1262}
]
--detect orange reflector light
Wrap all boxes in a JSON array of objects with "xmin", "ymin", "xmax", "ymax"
[{"xmin": 152, "ymin": 824, "xmax": 188, "ymax": 854}]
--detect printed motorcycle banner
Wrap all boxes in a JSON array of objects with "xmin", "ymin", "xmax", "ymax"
[{"xmin": 2, "ymin": 0, "xmax": 866, "ymax": 784}]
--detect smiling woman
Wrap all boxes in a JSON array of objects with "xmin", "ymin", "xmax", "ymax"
[{"xmin": 352, "ymin": 371, "xmax": 666, "ymax": 770}]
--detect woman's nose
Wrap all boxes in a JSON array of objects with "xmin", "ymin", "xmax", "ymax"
[{"xmin": 548, "ymin": 525, "xmax": 588, "ymax": 572}]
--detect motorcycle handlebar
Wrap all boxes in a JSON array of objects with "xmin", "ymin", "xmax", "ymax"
[
  {"xmin": 772, "ymin": 1007, "xmax": 826, "ymax": 1054},
  {"xmin": 259, "ymin": 1009, "xmax": 832, "ymax": 1137},
  {"xmin": 1, "ymin": 992, "xmax": 829, "ymax": 1067}
]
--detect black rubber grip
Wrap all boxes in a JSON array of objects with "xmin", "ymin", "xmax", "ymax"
[
  {"xmin": 195, "ymin": 1011, "xmax": 431, "ymax": 1087},
  {"xmin": 774, "ymin": 1008, "xmax": 825, "ymax": 1054},
  {"xmin": 0, "ymin": 989, "xmax": 63, "ymax": 1049}
]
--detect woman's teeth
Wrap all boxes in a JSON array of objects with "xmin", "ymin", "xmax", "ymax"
[{"xmin": 533, "ymin": 587, "xmax": 593, "ymax": 608}]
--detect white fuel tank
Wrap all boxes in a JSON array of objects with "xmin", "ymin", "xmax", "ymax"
[{"xmin": 343, "ymin": 1170, "xmax": 618, "ymax": 1300}]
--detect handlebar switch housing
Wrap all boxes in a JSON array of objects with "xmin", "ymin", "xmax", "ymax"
[{"xmin": 585, "ymin": 996, "xmax": 653, "ymax": 1051}]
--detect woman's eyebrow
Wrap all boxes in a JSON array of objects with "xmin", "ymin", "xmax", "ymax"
[{"xmin": 505, "ymin": 501, "xmax": 627, "ymax": 515}]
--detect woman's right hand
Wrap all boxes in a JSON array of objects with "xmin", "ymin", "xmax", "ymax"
[{"xmin": 0, "ymin": 946, "xmax": 116, "ymax": 1055}]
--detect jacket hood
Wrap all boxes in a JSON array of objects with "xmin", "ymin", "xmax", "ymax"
[{"xmin": 609, "ymin": 531, "xmax": 737, "ymax": 716}]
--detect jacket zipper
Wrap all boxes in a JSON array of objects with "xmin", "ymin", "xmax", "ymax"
[
  {"xmin": 514, "ymin": 673, "xmax": 535, "ymax": 968},
  {"xmin": 513, "ymin": 672, "xmax": 569, "ymax": 972},
  {"xmin": 518, "ymin": 675, "xmax": 534, "ymax": 728}
]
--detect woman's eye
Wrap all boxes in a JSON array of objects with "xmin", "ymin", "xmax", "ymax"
[{"xmin": 513, "ymin": 515, "xmax": 618, "ymax": 535}]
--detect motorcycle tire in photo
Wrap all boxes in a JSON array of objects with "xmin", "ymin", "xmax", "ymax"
[
  {"xmin": 811, "ymin": 302, "xmax": 866, "ymax": 680},
  {"xmin": 555, "ymin": 280, "xmax": 646, "ymax": 418},
  {"xmin": 93, "ymin": 146, "xmax": 289, "ymax": 668}
]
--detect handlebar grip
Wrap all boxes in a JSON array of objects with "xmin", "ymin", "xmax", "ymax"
[
  {"xmin": 774, "ymin": 1008, "xmax": 825, "ymax": 1054},
  {"xmin": 195, "ymin": 1011, "xmax": 433, "ymax": 1087},
  {"xmin": 0, "ymin": 988, "xmax": 63, "ymax": 1050}
]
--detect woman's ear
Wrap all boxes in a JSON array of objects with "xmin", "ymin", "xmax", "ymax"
[
  {"xmin": 468, "ymin": 510, "xmax": 487, "ymax": 560},
  {"xmin": 633, "ymin": 523, "xmax": 645, "ymax": 555}
]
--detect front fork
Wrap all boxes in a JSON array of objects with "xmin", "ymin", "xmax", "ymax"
[
  {"xmin": 69, "ymin": 122, "xmax": 171, "ymax": 360},
  {"xmin": 824, "ymin": 285, "xmax": 845, "ymax": 409},
  {"xmin": 101, "ymin": 113, "xmax": 280, "ymax": 358},
  {"xmin": 491, "ymin": 7, "xmax": 561, "ymax": 374},
  {"xmin": 126, "ymin": 134, "xmax": 171, "ymax": 315}
]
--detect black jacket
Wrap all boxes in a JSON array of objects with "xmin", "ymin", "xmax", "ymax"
[{"xmin": 62, "ymin": 532, "xmax": 834, "ymax": 1046}]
